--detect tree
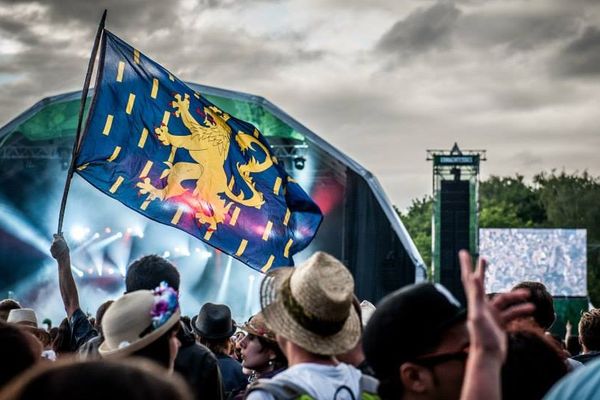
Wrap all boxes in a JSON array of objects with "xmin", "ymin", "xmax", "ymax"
[{"xmin": 398, "ymin": 172, "xmax": 600, "ymax": 305}]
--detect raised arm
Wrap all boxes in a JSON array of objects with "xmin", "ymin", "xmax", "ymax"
[
  {"xmin": 50, "ymin": 234, "xmax": 80, "ymax": 318},
  {"xmin": 459, "ymin": 250, "xmax": 534, "ymax": 400}
]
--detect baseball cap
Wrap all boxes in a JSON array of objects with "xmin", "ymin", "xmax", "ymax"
[{"xmin": 363, "ymin": 282, "xmax": 466, "ymax": 379}]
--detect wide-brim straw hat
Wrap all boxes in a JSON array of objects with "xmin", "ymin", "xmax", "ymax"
[
  {"xmin": 7, "ymin": 308, "xmax": 38, "ymax": 328},
  {"xmin": 99, "ymin": 289, "xmax": 180, "ymax": 359},
  {"xmin": 260, "ymin": 251, "xmax": 360, "ymax": 356}
]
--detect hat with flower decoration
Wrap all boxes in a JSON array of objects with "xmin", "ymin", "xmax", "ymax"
[{"xmin": 99, "ymin": 282, "xmax": 180, "ymax": 358}]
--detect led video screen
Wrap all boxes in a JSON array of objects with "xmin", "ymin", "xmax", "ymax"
[{"xmin": 479, "ymin": 229, "xmax": 587, "ymax": 296}]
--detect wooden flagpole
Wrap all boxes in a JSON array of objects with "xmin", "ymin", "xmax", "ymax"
[{"xmin": 57, "ymin": 9, "xmax": 107, "ymax": 235}]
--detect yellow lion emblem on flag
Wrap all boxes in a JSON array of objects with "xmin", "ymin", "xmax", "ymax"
[{"xmin": 137, "ymin": 93, "xmax": 273, "ymax": 230}]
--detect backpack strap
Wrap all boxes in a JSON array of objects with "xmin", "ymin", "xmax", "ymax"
[{"xmin": 244, "ymin": 378, "xmax": 314, "ymax": 400}]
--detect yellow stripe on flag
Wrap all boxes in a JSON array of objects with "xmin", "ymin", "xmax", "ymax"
[
  {"xmin": 133, "ymin": 49, "xmax": 140, "ymax": 64},
  {"xmin": 168, "ymin": 73, "xmax": 174, "ymax": 81},
  {"xmin": 107, "ymin": 146, "xmax": 121, "ymax": 162},
  {"xmin": 162, "ymin": 111, "xmax": 170, "ymax": 126},
  {"xmin": 151, "ymin": 78, "xmax": 159, "ymax": 99},
  {"xmin": 284, "ymin": 239, "xmax": 294, "ymax": 258},
  {"xmin": 236, "ymin": 239, "xmax": 248, "ymax": 257},
  {"xmin": 139, "ymin": 161, "xmax": 153, "ymax": 178},
  {"xmin": 102, "ymin": 115, "xmax": 114, "ymax": 136},
  {"xmin": 77, "ymin": 163, "xmax": 89, "ymax": 171},
  {"xmin": 229, "ymin": 207, "xmax": 241, "ymax": 226},
  {"xmin": 116, "ymin": 61, "xmax": 125, "ymax": 82},
  {"xmin": 171, "ymin": 207, "xmax": 184, "ymax": 225},
  {"xmin": 194, "ymin": 92, "xmax": 200, "ymax": 99},
  {"xmin": 126, "ymin": 93, "xmax": 136, "ymax": 115},
  {"xmin": 138, "ymin": 128, "xmax": 148, "ymax": 148},
  {"xmin": 273, "ymin": 177, "xmax": 282, "ymax": 195},
  {"xmin": 109, "ymin": 176, "xmax": 124, "ymax": 194},
  {"xmin": 253, "ymin": 129, "xmax": 259, "ymax": 138},
  {"xmin": 262, "ymin": 221, "xmax": 273, "ymax": 241},
  {"xmin": 204, "ymin": 230, "xmax": 213, "ymax": 241},
  {"xmin": 228, "ymin": 176, "xmax": 235, "ymax": 190},
  {"xmin": 261, "ymin": 256, "xmax": 275, "ymax": 273},
  {"xmin": 283, "ymin": 209, "xmax": 291, "ymax": 226},
  {"xmin": 140, "ymin": 198, "xmax": 151, "ymax": 210}
]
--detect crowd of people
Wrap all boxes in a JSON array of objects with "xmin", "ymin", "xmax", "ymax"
[{"xmin": 2, "ymin": 234, "xmax": 600, "ymax": 399}]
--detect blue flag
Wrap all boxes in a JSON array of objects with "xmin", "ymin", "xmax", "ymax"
[{"xmin": 75, "ymin": 30, "xmax": 322, "ymax": 272}]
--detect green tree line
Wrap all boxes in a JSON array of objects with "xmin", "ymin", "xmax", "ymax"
[{"xmin": 398, "ymin": 171, "xmax": 600, "ymax": 304}]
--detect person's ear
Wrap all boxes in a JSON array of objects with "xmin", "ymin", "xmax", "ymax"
[{"xmin": 399, "ymin": 362, "xmax": 433, "ymax": 394}]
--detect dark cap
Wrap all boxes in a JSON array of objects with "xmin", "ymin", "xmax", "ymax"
[{"xmin": 362, "ymin": 282, "xmax": 466, "ymax": 379}]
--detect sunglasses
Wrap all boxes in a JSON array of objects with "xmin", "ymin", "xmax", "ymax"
[{"xmin": 412, "ymin": 347, "xmax": 469, "ymax": 366}]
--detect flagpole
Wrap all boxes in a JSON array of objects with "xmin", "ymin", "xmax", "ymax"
[{"xmin": 56, "ymin": 9, "xmax": 107, "ymax": 235}]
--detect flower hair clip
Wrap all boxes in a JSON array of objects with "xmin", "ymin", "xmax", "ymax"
[{"xmin": 151, "ymin": 281, "xmax": 179, "ymax": 329}]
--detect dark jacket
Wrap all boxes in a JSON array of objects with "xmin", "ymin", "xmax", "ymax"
[
  {"xmin": 216, "ymin": 353, "xmax": 247, "ymax": 396},
  {"xmin": 175, "ymin": 324, "xmax": 225, "ymax": 400}
]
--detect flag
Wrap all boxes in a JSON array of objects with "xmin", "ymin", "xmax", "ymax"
[{"xmin": 75, "ymin": 30, "xmax": 322, "ymax": 272}]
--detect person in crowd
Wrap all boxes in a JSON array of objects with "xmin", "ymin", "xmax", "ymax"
[
  {"xmin": 98, "ymin": 282, "xmax": 181, "ymax": 371},
  {"xmin": 7, "ymin": 308, "xmax": 52, "ymax": 358},
  {"xmin": 78, "ymin": 300, "xmax": 113, "ymax": 359},
  {"xmin": 336, "ymin": 297, "xmax": 376, "ymax": 376},
  {"xmin": 501, "ymin": 330, "xmax": 567, "ymax": 400},
  {"xmin": 0, "ymin": 299, "xmax": 21, "ymax": 322},
  {"xmin": 52, "ymin": 317, "xmax": 73, "ymax": 358},
  {"xmin": 0, "ymin": 321, "xmax": 41, "ymax": 389},
  {"xmin": 363, "ymin": 250, "xmax": 534, "ymax": 400},
  {"xmin": 193, "ymin": 302, "xmax": 246, "ymax": 396},
  {"xmin": 50, "ymin": 234, "xmax": 224, "ymax": 400},
  {"xmin": 232, "ymin": 311, "xmax": 287, "ymax": 399},
  {"xmin": 510, "ymin": 281, "xmax": 555, "ymax": 333},
  {"xmin": 0, "ymin": 359, "xmax": 192, "ymax": 400},
  {"xmin": 245, "ymin": 251, "xmax": 378, "ymax": 400},
  {"xmin": 510, "ymin": 281, "xmax": 581, "ymax": 370},
  {"xmin": 233, "ymin": 331, "xmax": 245, "ymax": 363},
  {"xmin": 543, "ymin": 356, "xmax": 600, "ymax": 399},
  {"xmin": 572, "ymin": 308, "xmax": 600, "ymax": 364}
]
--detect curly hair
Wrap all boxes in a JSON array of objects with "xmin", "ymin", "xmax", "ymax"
[{"xmin": 579, "ymin": 309, "xmax": 600, "ymax": 351}]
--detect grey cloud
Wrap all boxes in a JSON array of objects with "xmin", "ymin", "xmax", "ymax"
[
  {"xmin": 376, "ymin": 2, "xmax": 461, "ymax": 56},
  {"xmin": 0, "ymin": 0, "xmax": 182, "ymax": 34},
  {"xmin": 552, "ymin": 26, "xmax": 600, "ymax": 78},
  {"xmin": 458, "ymin": 10, "xmax": 580, "ymax": 52}
]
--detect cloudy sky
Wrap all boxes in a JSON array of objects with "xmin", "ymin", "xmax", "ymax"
[{"xmin": 1, "ymin": 0, "xmax": 600, "ymax": 210}]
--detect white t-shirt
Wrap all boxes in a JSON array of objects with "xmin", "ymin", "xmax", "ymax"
[{"xmin": 246, "ymin": 362, "xmax": 362, "ymax": 400}]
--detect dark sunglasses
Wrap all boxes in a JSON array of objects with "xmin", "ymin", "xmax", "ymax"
[{"xmin": 412, "ymin": 348, "xmax": 469, "ymax": 366}]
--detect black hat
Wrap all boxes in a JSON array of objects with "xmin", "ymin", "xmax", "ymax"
[
  {"xmin": 192, "ymin": 303, "xmax": 236, "ymax": 340},
  {"xmin": 362, "ymin": 283, "xmax": 466, "ymax": 380}
]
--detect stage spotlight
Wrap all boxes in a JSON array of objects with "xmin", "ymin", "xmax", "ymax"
[
  {"xmin": 163, "ymin": 251, "xmax": 171, "ymax": 258},
  {"xmin": 293, "ymin": 156, "xmax": 306, "ymax": 170},
  {"xmin": 70, "ymin": 226, "xmax": 90, "ymax": 242}
]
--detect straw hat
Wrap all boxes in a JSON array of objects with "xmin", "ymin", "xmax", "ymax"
[
  {"xmin": 7, "ymin": 308, "xmax": 38, "ymax": 328},
  {"xmin": 99, "ymin": 283, "xmax": 180, "ymax": 359},
  {"xmin": 240, "ymin": 311, "xmax": 276, "ymax": 342},
  {"xmin": 260, "ymin": 251, "xmax": 360, "ymax": 355}
]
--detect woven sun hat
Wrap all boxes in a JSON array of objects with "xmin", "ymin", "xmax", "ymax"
[
  {"xmin": 240, "ymin": 311, "xmax": 276, "ymax": 342},
  {"xmin": 7, "ymin": 308, "xmax": 38, "ymax": 328},
  {"xmin": 260, "ymin": 251, "xmax": 361, "ymax": 356},
  {"xmin": 192, "ymin": 303, "xmax": 236, "ymax": 340},
  {"xmin": 99, "ymin": 282, "xmax": 181, "ymax": 359}
]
